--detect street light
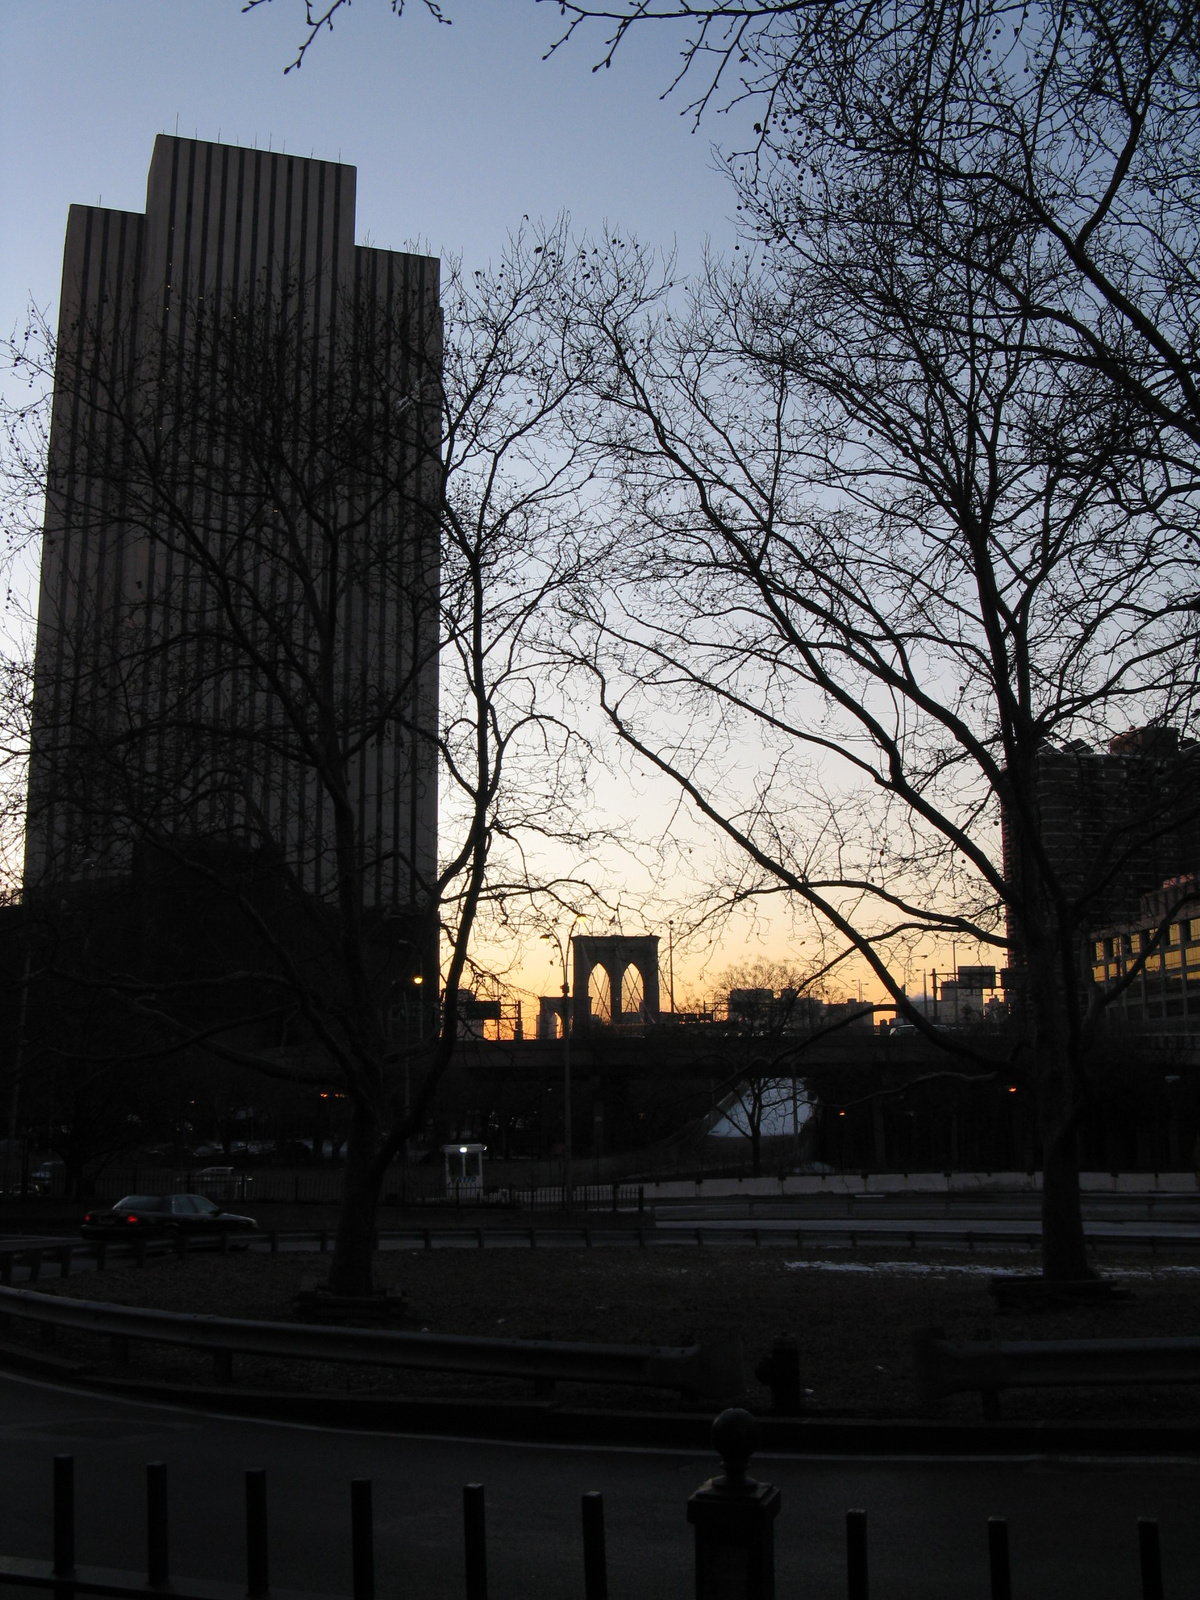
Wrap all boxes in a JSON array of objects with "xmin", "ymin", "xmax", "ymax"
[{"xmin": 541, "ymin": 915, "xmax": 584, "ymax": 1209}]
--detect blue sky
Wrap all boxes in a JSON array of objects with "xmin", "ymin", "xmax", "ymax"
[{"xmin": 2, "ymin": 0, "xmax": 740, "ymax": 333}]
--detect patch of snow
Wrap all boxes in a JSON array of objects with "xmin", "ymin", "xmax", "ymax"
[{"xmin": 783, "ymin": 1259, "xmax": 1200, "ymax": 1278}]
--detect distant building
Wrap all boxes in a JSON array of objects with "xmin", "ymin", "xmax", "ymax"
[
  {"xmin": 934, "ymin": 969, "xmax": 1000, "ymax": 1026},
  {"xmin": 726, "ymin": 987, "xmax": 829, "ymax": 1033},
  {"xmin": 1001, "ymin": 729, "xmax": 1200, "ymax": 979},
  {"xmin": 1092, "ymin": 877, "xmax": 1200, "ymax": 1038},
  {"xmin": 25, "ymin": 136, "xmax": 440, "ymax": 918}
]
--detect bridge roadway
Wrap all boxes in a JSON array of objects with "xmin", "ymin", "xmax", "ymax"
[{"xmin": 0, "ymin": 1372, "xmax": 1198, "ymax": 1600}]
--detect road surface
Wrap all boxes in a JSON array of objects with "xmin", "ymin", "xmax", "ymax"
[{"xmin": 0, "ymin": 1372, "xmax": 1197, "ymax": 1599}]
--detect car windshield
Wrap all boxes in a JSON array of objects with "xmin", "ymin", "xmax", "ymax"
[{"xmin": 116, "ymin": 1196, "xmax": 163, "ymax": 1212}]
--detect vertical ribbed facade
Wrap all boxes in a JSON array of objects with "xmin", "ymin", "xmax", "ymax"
[{"xmin": 26, "ymin": 137, "xmax": 440, "ymax": 913}]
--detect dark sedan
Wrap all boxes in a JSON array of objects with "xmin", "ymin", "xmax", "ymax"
[{"xmin": 81, "ymin": 1193, "xmax": 257, "ymax": 1242}]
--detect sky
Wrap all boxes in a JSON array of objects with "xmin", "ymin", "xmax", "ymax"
[
  {"xmin": 0, "ymin": 1, "xmax": 927, "ymax": 1017},
  {"xmin": 2, "ymin": 1, "xmax": 739, "ymax": 328}
]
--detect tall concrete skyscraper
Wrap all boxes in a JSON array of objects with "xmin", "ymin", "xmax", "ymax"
[{"xmin": 25, "ymin": 137, "xmax": 440, "ymax": 921}]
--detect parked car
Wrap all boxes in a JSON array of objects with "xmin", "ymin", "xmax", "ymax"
[{"xmin": 80, "ymin": 1193, "xmax": 257, "ymax": 1243}]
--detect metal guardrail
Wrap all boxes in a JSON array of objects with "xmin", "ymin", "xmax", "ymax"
[
  {"xmin": 913, "ymin": 1325, "xmax": 1200, "ymax": 1419},
  {"xmin": 5, "ymin": 1216, "xmax": 1200, "ymax": 1283},
  {"xmin": 0, "ymin": 1282, "xmax": 745, "ymax": 1401},
  {"xmin": 655, "ymin": 1216, "xmax": 1200, "ymax": 1250}
]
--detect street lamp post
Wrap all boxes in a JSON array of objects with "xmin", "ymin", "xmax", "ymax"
[
  {"xmin": 561, "ymin": 957, "xmax": 572, "ymax": 1209},
  {"xmin": 542, "ymin": 918, "xmax": 583, "ymax": 1210}
]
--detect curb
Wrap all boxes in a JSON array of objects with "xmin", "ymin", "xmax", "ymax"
[{"xmin": 2, "ymin": 1344, "xmax": 1198, "ymax": 1456}]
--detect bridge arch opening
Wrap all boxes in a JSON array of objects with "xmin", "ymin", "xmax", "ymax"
[
  {"xmin": 619, "ymin": 964, "xmax": 644, "ymax": 1019},
  {"xmin": 588, "ymin": 967, "xmax": 612, "ymax": 1026}
]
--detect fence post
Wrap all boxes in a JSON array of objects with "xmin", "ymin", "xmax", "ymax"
[
  {"xmin": 463, "ymin": 1483, "xmax": 487, "ymax": 1600},
  {"xmin": 1138, "ymin": 1519, "xmax": 1164, "ymax": 1600},
  {"xmin": 755, "ymin": 1339, "xmax": 802, "ymax": 1416},
  {"xmin": 351, "ymin": 1479, "xmax": 374, "ymax": 1600},
  {"xmin": 687, "ymin": 1410, "xmax": 779, "ymax": 1600},
  {"xmin": 987, "ymin": 1517, "xmax": 1011, "ymax": 1600},
  {"xmin": 581, "ymin": 1492, "xmax": 607, "ymax": 1600},
  {"xmin": 245, "ymin": 1469, "xmax": 269, "ymax": 1598},
  {"xmin": 146, "ymin": 1462, "xmax": 169, "ymax": 1586},
  {"xmin": 53, "ymin": 1454, "xmax": 75, "ymax": 1576},
  {"xmin": 846, "ymin": 1510, "xmax": 868, "ymax": 1600}
]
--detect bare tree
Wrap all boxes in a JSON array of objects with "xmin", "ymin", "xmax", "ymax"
[
  {"xmin": 556, "ymin": 153, "xmax": 1197, "ymax": 1283},
  {"xmin": 4, "ymin": 221, "xmax": 599, "ymax": 1293},
  {"xmin": 200, "ymin": 1, "xmax": 1200, "ymax": 1275},
  {"xmin": 467, "ymin": 0, "xmax": 1194, "ymax": 1281}
]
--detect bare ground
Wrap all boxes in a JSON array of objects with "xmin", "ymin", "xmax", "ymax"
[{"xmin": 9, "ymin": 1240, "xmax": 1200, "ymax": 1423}]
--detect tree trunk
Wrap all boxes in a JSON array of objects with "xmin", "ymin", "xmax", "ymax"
[
  {"xmin": 1041, "ymin": 1126, "xmax": 1091, "ymax": 1279},
  {"xmin": 1037, "ymin": 1048, "xmax": 1092, "ymax": 1281},
  {"xmin": 327, "ymin": 1104, "xmax": 381, "ymax": 1296},
  {"xmin": 749, "ymin": 1109, "xmax": 762, "ymax": 1177},
  {"xmin": 1018, "ymin": 867, "xmax": 1092, "ymax": 1282}
]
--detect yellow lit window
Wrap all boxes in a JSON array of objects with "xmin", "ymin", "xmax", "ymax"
[
  {"xmin": 1166, "ymin": 949, "xmax": 1182, "ymax": 970},
  {"xmin": 1130, "ymin": 932, "xmax": 1142, "ymax": 954}
]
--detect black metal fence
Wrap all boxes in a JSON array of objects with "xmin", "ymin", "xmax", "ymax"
[
  {"xmin": 1, "ymin": 1164, "xmax": 646, "ymax": 1212},
  {"xmin": 0, "ymin": 1432, "xmax": 1179, "ymax": 1600}
]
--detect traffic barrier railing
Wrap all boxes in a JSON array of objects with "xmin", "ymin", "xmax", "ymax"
[
  {"xmin": 914, "ymin": 1324, "xmax": 1200, "ymax": 1419},
  {"xmin": 0, "ymin": 1283, "xmax": 746, "ymax": 1401}
]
